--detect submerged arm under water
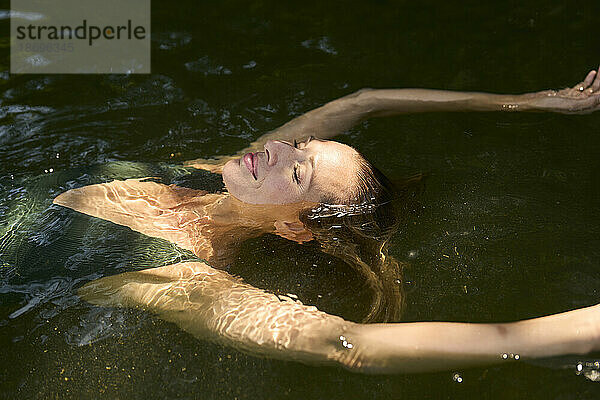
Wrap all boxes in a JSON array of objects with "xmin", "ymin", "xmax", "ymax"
[
  {"xmin": 79, "ymin": 261, "xmax": 600, "ymax": 374},
  {"xmin": 53, "ymin": 178, "xmax": 224, "ymax": 261}
]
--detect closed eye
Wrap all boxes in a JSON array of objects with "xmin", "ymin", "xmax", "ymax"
[{"xmin": 293, "ymin": 165, "xmax": 300, "ymax": 184}]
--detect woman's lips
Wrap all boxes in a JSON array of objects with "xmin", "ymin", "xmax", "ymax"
[{"xmin": 243, "ymin": 152, "xmax": 257, "ymax": 179}]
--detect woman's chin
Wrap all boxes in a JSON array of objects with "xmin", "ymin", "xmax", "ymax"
[{"xmin": 222, "ymin": 160, "xmax": 242, "ymax": 192}]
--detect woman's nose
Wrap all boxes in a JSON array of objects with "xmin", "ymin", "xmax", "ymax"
[{"xmin": 264, "ymin": 140, "xmax": 295, "ymax": 166}]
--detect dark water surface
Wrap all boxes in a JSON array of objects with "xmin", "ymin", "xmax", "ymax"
[{"xmin": 2, "ymin": 0, "xmax": 600, "ymax": 398}]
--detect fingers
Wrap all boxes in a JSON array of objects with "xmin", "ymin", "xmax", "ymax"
[
  {"xmin": 592, "ymin": 66, "xmax": 600, "ymax": 92},
  {"xmin": 583, "ymin": 70, "xmax": 596, "ymax": 88}
]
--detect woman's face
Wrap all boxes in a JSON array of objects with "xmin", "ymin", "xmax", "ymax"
[{"xmin": 222, "ymin": 138, "xmax": 360, "ymax": 204}]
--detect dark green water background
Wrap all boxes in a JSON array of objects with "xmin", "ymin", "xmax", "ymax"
[{"xmin": 1, "ymin": 0, "xmax": 600, "ymax": 398}]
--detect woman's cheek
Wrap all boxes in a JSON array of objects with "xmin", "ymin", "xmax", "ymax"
[{"xmin": 263, "ymin": 179, "xmax": 300, "ymax": 204}]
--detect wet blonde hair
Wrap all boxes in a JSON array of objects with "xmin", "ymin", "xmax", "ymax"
[{"xmin": 300, "ymin": 153, "xmax": 418, "ymax": 322}]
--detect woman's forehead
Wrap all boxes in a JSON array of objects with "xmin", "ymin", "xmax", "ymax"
[
  {"xmin": 309, "ymin": 140, "xmax": 360, "ymax": 199},
  {"xmin": 309, "ymin": 139, "xmax": 357, "ymax": 160}
]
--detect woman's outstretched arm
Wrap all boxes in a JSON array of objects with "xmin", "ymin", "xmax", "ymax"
[
  {"xmin": 346, "ymin": 306, "xmax": 599, "ymax": 373},
  {"xmin": 186, "ymin": 67, "xmax": 600, "ymax": 172},
  {"xmin": 79, "ymin": 261, "xmax": 600, "ymax": 374}
]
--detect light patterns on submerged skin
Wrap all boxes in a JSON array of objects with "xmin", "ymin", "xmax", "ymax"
[
  {"xmin": 52, "ymin": 178, "xmax": 272, "ymax": 266},
  {"xmin": 80, "ymin": 262, "xmax": 353, "ymax": 365}
]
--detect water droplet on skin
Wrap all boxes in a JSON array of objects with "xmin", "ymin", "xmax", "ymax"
[{"xmin": 339, "ymin": 335, "xmax": 353, "ymax": 349}]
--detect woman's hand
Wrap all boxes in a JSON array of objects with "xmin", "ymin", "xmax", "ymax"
[
  {"xmin": 183, "ymin": 155, "xmax": 234, "ymax": 174},
  {"xmin": 529, "ymin": 67, "xmax": 600, "ymax": 114}
]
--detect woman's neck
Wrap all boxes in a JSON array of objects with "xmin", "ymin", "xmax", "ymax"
[{"xmin": 209, "ymin": 194, "xmax": 314, "ymax": 233}]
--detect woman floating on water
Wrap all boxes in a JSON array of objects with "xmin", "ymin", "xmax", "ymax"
[{"xmin": 54, "ymin": 68, "xmax": 600, "ymax": 374}]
